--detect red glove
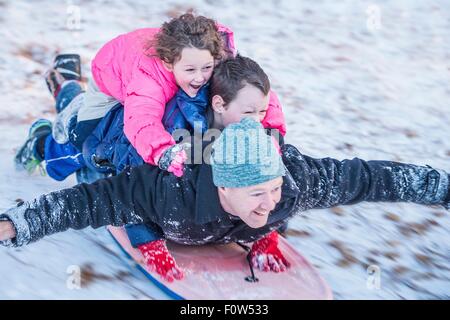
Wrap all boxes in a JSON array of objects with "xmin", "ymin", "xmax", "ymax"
[
  {"xmin": 138, "ymin": 240, "xmax": 184, "ymax": 282},
  {"xmin": 249, "ymin": 231, "xmax": 290, "ymax": 272}
]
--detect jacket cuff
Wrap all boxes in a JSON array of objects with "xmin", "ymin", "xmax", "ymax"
[
  {"xmin": 125, "ymin": 224, "xmax": 164, "ymax": 248},
  {"xmin": 152, "ymin": 143, "xmax": 173, "ymax": 166},
  {"xmin": 0, "ymin": 204, "xmax": 32, "ymax": 248}
]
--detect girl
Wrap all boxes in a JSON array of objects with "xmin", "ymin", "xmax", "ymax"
[
  {"xmin": 57, "ymin": 13, "xmax": 285, "ymax": 176},
  {"xmin": 16, "ymin": 13, "xmax": 286, "ymax": 180}
]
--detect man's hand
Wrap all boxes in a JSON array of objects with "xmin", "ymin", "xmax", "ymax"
[
  {"xmin": 249, "ymin": 231, "xmax": 290, "ymax": 272},
  {"xmin": 0, "ymin": 220, "xmax": 16, "ymax": 242},
  {"xmin": 138, "ymin": 240, "xmax": 184, "ymax": 282}
]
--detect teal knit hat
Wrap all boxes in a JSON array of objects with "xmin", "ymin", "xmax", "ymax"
[{"xmin": 211, "ymin": 118, "xmax": 285, "ymax": 188}]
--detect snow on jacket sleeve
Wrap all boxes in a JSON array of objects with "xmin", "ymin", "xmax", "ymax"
[
  {"xmin": 0, "ymin": 165, "xmax": 163, "ymax": 247},
  {"xmin": 281, "ymin": 144, "xmax": 450, "ymax": 210},
  {"xmin": 262, "ymin": 90, "xmax": 287, "ymax": 136},
  {"xmin": 124, "ymin": 69, "xmax": 176, "ymax": 165}
]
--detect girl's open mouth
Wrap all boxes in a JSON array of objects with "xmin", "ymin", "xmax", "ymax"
[{"xmin": 190, "ymin": 84, "xmax": 202, "ymax": 90}]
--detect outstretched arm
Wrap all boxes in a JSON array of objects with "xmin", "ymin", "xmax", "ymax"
[
  {"xmin": 281, "ymin": 144, "xmax": 450, "ymax": 210},
  {"xmin": 0, "ymin": 164, "xmax": 158, "ymax": 247}
]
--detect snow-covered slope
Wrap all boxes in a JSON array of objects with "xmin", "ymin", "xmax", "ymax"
[{"xmin": 0, "ymin": 0, "xmax": 449, "ymax": 299}]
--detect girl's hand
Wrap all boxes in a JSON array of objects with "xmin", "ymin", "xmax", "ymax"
[
  {"xmin": 167, "ymin": 150, "xmax": 187, "ymax": 177},
  {"xmin": 158, "ymin": 144, "xmax": 190, "ymax": 177},
  {"xmin": 0, "ymin": 220, "xmax": 16, "ymax": 242}
]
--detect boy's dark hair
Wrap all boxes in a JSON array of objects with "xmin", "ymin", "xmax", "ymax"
[
  {"xmin": 210, "ymin": 54, "xmax": 271, "ymax": 106},
  {"xmin": 150, "ymin": 13, "xmax": 225, "ymax": 64}
]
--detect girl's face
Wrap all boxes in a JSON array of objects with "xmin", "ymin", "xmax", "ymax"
[
  {"xmin": 164, "ymin": 47, "xmax": 215, "ymax": 97},
  {"xmin": 212, "ymin": 83, "xmax": 270, "ymax": 129}
]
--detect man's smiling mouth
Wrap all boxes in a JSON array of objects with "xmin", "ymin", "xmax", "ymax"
[{"xmin": 253, "ymin": 211, "xmax": 268, "ymax": 216}]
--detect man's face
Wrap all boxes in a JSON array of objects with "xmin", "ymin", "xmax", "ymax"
[
  {"xmin": 218, "ymin": 177, "xmax": 283, "ymax": 228},
  {"xmin": 164, "ymin": 47, "xmax": 215, "ymax": 98},
  {"xmin": 212, "ymin": 83, "xmax": 270, "ymax": 129}
]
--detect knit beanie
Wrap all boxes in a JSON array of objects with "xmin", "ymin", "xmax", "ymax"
[{"xmin": 211, "ymin": 118, "xmax": 285, "ymax": 188}]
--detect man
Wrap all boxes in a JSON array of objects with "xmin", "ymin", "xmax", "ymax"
[{"xmin": 1, "ymin": 118, "xmax": 449, "ymax": 282}]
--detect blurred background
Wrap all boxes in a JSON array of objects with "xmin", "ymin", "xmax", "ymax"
[{"xmin": 0, "ymin": 0, "xmax": 449, "ymax": 299}]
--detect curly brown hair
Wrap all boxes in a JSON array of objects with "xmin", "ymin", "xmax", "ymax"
[{"xmin": 149, "ymin": 13, "xmax": 226, "ymax": 64}]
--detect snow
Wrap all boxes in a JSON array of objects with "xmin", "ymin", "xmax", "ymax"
[{"xmin": 0, "ymin": 0, "xmax": 449, "ymax": 299}]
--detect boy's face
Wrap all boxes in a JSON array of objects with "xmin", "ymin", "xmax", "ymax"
[
  {"xmin": 212, "ymin": 83, "xmax": 270, "ymax": 128},
  {"xmin": 164, "ymin": 47, "xmax": 215, "ymax": 98},
  {"xmin": 218, "ymin": 177, "xmax": 283, "ymax": 228}
]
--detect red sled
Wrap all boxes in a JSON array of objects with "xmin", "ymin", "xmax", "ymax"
[{"xmin": 107, "ymin": 226, "xmax": 333, "ymax": 300}]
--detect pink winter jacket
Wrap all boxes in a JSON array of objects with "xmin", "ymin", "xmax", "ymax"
[{"xmin": 91, "ymin": 26, "xmax": 286, "ymax": 166}]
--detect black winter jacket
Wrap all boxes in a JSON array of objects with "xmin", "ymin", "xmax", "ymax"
[{"xmin": 1, "ymin": 144, "xmax": 449, "ymax": 247}]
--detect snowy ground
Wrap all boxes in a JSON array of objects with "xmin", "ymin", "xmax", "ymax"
[{"xmin": 0, "ymin": 0, "xmax": 449, "ymax": 299}]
